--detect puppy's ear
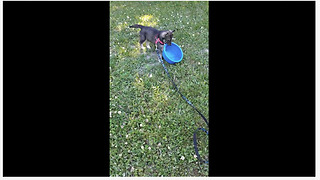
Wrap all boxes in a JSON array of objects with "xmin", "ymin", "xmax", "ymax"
[{"xmin": 160, "ymin": 31, "xmax": 168, "ymax": 37}]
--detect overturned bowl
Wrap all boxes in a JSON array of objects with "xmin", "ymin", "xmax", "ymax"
[{"xmin": 162, "ymin": 42, "xmax": 183, "ymax": 64}]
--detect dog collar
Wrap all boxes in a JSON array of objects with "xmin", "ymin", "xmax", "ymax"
[{"xmin": 155, "ymin": 34, "xmax": 164, "ymax": 45}]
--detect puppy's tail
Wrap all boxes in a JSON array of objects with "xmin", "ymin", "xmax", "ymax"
[{"xmin": 129, "ymin": 24, "xmax": 144, "ymax": 29}]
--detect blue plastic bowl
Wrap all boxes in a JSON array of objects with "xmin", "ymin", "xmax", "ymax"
[{"xmin": 162, "ymin": 42, "xmax": 183, "ymax": 64}]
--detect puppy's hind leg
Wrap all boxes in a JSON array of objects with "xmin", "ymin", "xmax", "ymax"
[
  {"xmin": 139, "ymin": 32, "xmax": 146, "ymax": 50},
  {"xmin": 146, "ymin": 41, "xmax": 151, "ymax": 50}
]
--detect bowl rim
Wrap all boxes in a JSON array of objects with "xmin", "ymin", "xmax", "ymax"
[{"xmin": 163, "ymin": 42, "xmax": 183, "ymax": 62}]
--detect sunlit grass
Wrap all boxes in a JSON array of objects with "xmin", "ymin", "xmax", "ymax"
[{"xmin": 138, "ymin": 14, "xmax": 158, "ymax": 27}]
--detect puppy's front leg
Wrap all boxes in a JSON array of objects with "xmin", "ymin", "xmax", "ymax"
[
  {"xmin": 156, "ymin": 45, "xmax": 163, "ymax": 59},
  {"xmin": 159, "ymin": 45, "xmax": 164, "ymax": 59}
]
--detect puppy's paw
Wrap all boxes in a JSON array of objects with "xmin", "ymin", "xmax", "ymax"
[{"xmin": 140, "ymin": 44, "xmax": 146, "ymax": 50}]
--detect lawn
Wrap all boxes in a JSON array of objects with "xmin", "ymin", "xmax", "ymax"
[{"xmin": 110, "ymin": 1, "xmax": 209, "ymax": 177}]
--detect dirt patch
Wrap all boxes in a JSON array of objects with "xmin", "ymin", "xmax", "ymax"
[
  {"xmin": 146, "ymin": 52, "xmax": 157, "ymax": 60},
  {"xmin": 137, "ymin": 52, "xmax": 160, "ymax": 75},
  {"xmin": 138, "ymin": 62, "xmax": 159, "ymax": 75}
]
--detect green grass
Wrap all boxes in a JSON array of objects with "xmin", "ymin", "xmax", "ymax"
[{"xmin": 110, "ymin": 1, "xmax": 209, "ymax": 177}]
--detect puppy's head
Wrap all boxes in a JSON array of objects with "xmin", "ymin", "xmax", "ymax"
[{"xmin": 161, "ymin": 30, "xmax": 175, "ymax": 46}]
